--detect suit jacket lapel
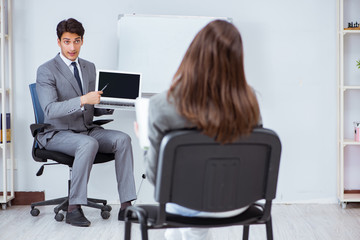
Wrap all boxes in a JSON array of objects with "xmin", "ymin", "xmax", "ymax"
[
  {"xmin": 54, "ymin": 54, "xmax": 83, "ymax": 96},
  {"xmin": 78, "ymin": 58, "xmax": 88, "ymax": 94}
]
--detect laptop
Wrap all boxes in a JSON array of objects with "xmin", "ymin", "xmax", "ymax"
[{"xmin": 94, "ymin": 70, "xmax": 142, "ymax": 109}]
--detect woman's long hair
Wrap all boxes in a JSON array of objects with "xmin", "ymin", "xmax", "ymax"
[{"xmin": 168, "ymin": 20, "xmax": 260, "ymax": 144}]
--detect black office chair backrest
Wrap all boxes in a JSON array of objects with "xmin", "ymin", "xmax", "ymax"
[
  {"xmin": 29, "ymin": 83, "xmax": 44, "ymax": 124},
  {"xmin": 155, "ymin": 128, "xmax": 281, "ymax": 213}
]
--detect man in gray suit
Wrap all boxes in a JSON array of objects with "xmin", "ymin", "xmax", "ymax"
[{"xmin": 36, "ymin": 18, "xmax": 136, "ymax": 227}]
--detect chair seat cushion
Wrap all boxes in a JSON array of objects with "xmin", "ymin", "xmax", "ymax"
[
  {"xmin": 132, "ymin": 204, "xmax": 264, "ymax": 228},
  {"xmin": 34, "ymin": 148, "xmax": 114, "ymax": 167}
]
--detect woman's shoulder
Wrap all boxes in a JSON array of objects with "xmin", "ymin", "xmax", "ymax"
[
  {"xmin": 150, "ymin": 91, "xmax": 168, "ymax": 102},
  {"xmin": 149, "ymin": 91, "xmax": 174, "ymax": 110},
  {"xmin": 149, "ymin": 91, "xmax": 179, "ymax": 119}
]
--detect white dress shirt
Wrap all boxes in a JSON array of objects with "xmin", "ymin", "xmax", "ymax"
[{"xmin": 59, "ymin": 53, "xmax": 84, "ymax": 91}]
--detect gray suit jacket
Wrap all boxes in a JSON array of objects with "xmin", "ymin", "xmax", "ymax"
[
  {"xmin": 36, "ymin": 53, "xmax": 109, "ymax": 147},
  {"xmin": 144, "ymin": 91, "xmax": 195, "ymax": 184}
]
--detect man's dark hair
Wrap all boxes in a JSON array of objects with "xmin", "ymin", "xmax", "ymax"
[{"xmin": 56, "ymin": 18, "xmax": 85, "ymax": 40}]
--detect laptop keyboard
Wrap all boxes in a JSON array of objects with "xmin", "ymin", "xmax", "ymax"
[{"xmin": 100, "ymin": 101, "xmax": 135, "ymax": 107}]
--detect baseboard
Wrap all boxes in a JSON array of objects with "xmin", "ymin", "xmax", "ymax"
[
  {"xmin": 0, "ymin": 191, "xmax": 45, "ymax": 205},
  {"xmin": 344, "ymin": 190, "xmax": 360, "ymax": 194}
]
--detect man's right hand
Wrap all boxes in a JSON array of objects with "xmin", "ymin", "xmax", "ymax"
[{"xmin": 80, "ymin": 91, "xmax": 103, "ymax": 106}]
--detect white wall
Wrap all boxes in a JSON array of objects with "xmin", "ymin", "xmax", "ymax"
[{"xmin": 11, "ymin": 0, "xmax": 337, "ymax": 204}]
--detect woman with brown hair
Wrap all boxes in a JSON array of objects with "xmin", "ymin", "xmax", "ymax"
[{"xmin": 142, "ymin": 19, "xmax": 262, "ymax": 239}]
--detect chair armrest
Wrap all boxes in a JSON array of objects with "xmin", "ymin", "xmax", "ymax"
[
  {"xmin": 30, "ymin": 123, "xmax": 50, "ymax": 137},
  {"xmin": 93, "ymin": 119, "xmax": 114, "ymax": 126}
]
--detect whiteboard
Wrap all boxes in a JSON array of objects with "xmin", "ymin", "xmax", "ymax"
[{"xmin": 117, "ymin": 14, "xmax": 231, "ymax": 93}]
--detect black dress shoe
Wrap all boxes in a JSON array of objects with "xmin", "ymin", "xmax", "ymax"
[
  {"xmin": 118, "ymin": 208, "xmax": 125, "ymax": 221},
  {"xmin": 66, "ymin": 208, "xmax": 91, "ymax": 227}
]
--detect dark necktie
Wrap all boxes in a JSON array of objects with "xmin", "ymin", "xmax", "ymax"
[{"xmin": 71, "ymin": 62, "xmax": 83, "ymax": 94}]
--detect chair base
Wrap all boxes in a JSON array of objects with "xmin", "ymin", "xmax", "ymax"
[{"xmin": 30, "ymin": 196, "xmax": 112, "ymax": 221}]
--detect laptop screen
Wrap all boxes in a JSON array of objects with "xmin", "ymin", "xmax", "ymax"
[{"xmin": 97, "ymin": 70, "xmax": 141, "ymax": 100}]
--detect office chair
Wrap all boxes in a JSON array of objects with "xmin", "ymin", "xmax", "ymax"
[
  {"xmin": 124, "ymin": 128, "xmax": 281, "ymax": 240},
  {"xmin": 29, "ymin": 83, "xmax": 114, "ymax": 222}
]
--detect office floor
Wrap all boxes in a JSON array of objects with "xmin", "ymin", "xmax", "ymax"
[{"xmin": 1, "ymin": 203, "xmax": 360, "ymax": 240}]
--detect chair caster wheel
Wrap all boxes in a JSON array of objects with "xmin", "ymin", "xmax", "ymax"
[
  {"xmin": 103, "ymin": 205, "xmax": 112, "ymax": 212},
  {"xmin": 55, "ymin": 213, "xmax": 64, "ymax": 222},
  {"xmin": 30, "ymin": 208, "xmax": 40, "ymax": 216},
  {"xmin": 101, "ymin": 210, "xmax": 110, "ymax": 219}
]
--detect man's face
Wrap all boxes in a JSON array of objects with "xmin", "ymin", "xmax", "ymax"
[{"xmin": 57, "ymin": 32, "xmax": 83, "ymax": 61}]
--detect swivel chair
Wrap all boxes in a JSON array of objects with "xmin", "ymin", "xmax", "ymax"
[
  {"xmin": 124, "ymin": 128, "xmax": 281, "ymax": 240},
  {"xmin": 29, "ymin": 83, "xmax": 114, "ymax": 221}
]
